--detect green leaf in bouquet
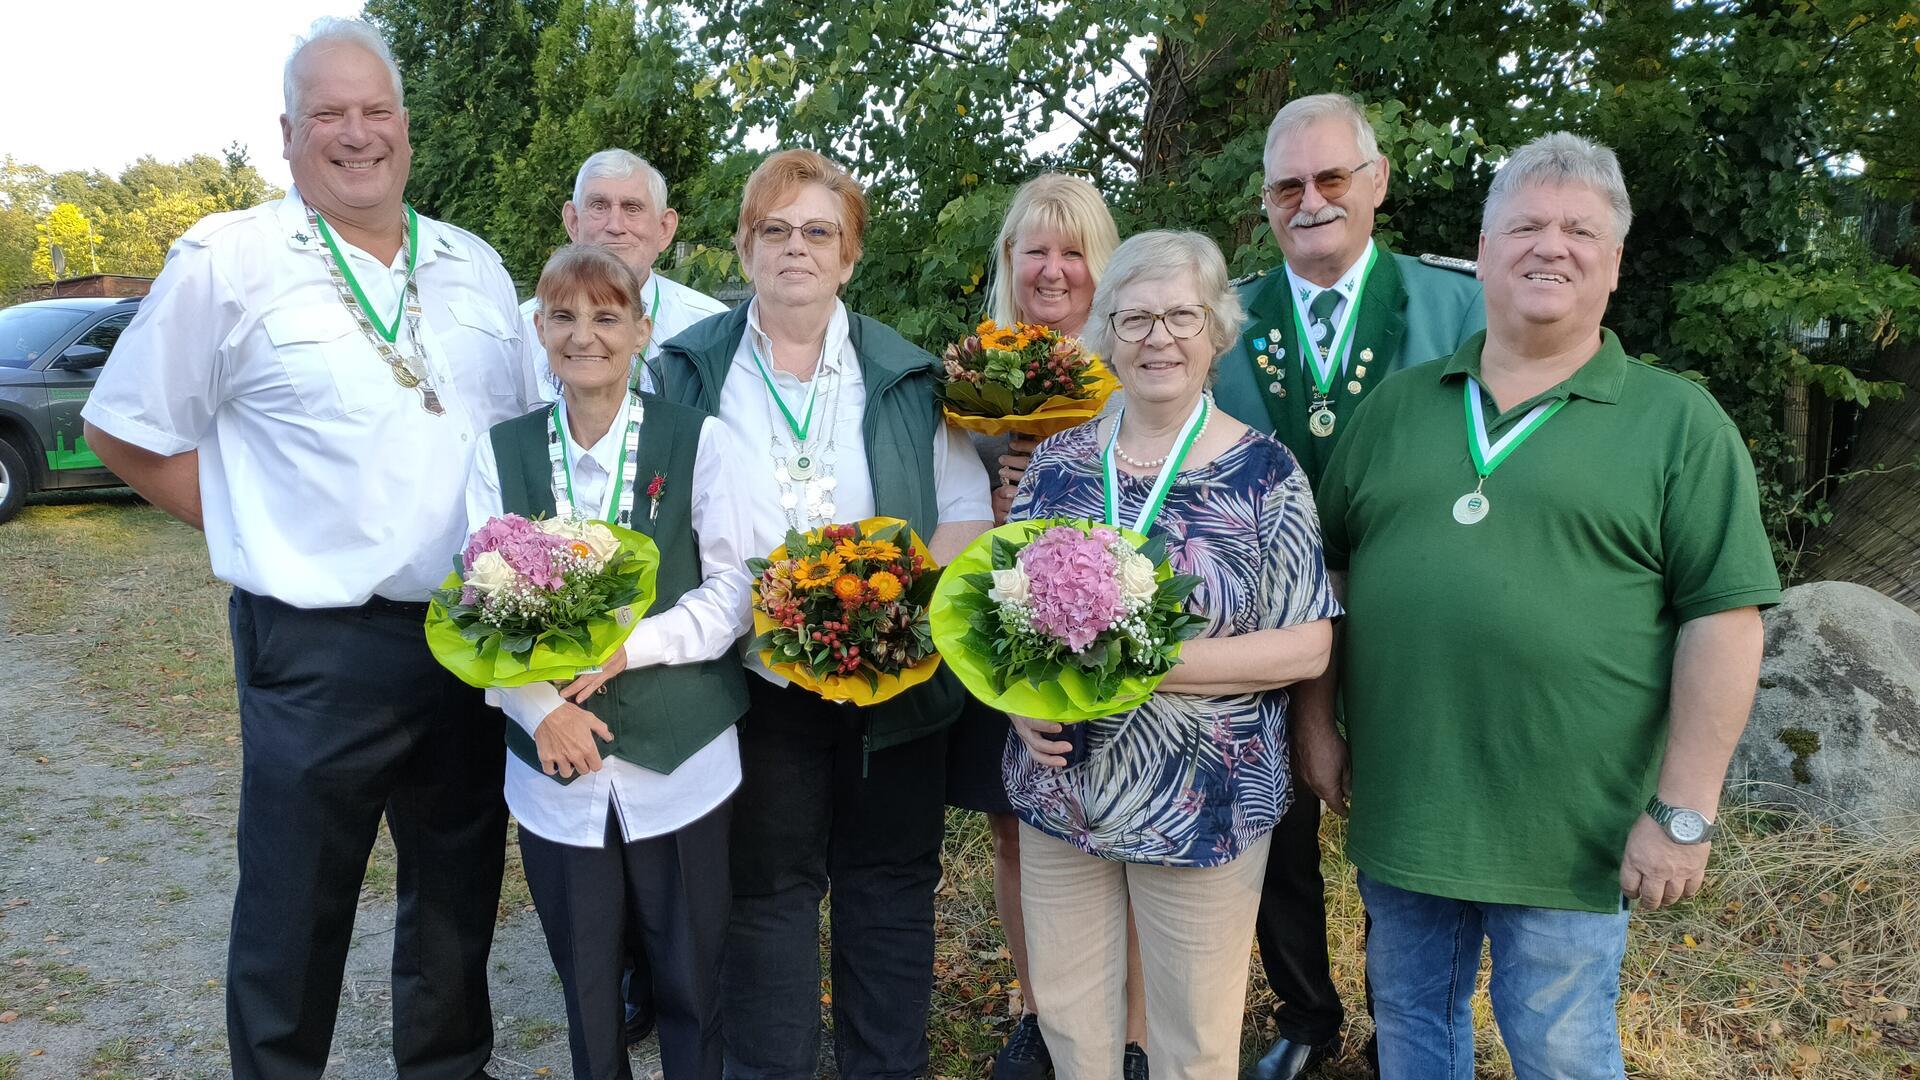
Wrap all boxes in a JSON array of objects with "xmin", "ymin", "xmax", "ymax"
[
  {"xmin": 458, "ymin": 621, "xmax": 493, "ymax": 644},
  {"xmin": 1158, "ymin": 573, "xmax": 1203, "ymax": 605},
  {"xmin": 1138, "ymin": 536, "xmax": 1169, "ymax": 565},
  {"xmin": 961, "ymin": 570, "xmax": 997, "ymax": 593},
  {"xmin": 499, "ymin": 633, "xmax": 534, "ymax": 656},
  {"xmin": 784, "ymin": 528, "xmax": 810, "ymax": 555},
  {"xmin": 747, "ymin": 557, "xmax": 772, "ymax": 575},
  {"xmin": 904, "ymin": 571, "xmax": 939, "ymax": 608},
  {"xmin": 991, "ymin": 536, "xmax": 1018, "ymax": 571}
]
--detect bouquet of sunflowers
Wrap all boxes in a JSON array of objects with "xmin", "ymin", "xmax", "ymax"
[
  {"xmin": 426, "ymin": 514, "xmax": 659, "ymax": 688},
  {"xmin": 749, "ymin": 517, "xmax": 943, "ymax": 705},
  {"xmin": 936, "ymin": 319, "xmax": 1118, "ymax": 438}
]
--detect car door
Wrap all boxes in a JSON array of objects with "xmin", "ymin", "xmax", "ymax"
[{"xmin": 40, "ymin": 309, "xmax": 132, "ymax": 489}]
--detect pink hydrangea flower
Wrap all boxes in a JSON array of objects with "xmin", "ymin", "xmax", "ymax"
[
  {"xmin": 462, "ymin": 514, "xmax": 572, "ymax": 592},
  {"xmin": 1018, "ymin": 525, "xmax": 1124, "ymax": 652}
]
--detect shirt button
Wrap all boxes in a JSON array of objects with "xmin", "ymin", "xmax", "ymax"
[{"xmin": 461, "ymin": 433, "xmax": 469, "ymax": 442}]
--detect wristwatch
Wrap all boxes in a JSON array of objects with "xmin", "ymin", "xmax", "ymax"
[{"xmin": 1645, "ymin": 795, "xmax": 1717, "ymax": 845}]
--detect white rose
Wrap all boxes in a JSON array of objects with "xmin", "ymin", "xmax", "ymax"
[
  {"xmin": 1117, "ymin": 550, "xmax": 1158, "ymax": 604},
  {"xmin": 465, "ymin": 550, "xmax": 516, "ymax": 595},
  {"xmin": 987, "ymin": 566, "xmax": 1032, "ymax": 606},
  {"xmin": 576, "ymin": 521, "xmax": 620, "ymax": 561}
]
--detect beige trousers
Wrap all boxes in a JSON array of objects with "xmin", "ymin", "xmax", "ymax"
[{"xmin": 1019, "ymin": 823, "xmax": 1272, "ymax": 1080}]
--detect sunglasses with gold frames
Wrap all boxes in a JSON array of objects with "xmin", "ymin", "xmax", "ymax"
[{"xmin": 1261, "ymin": 160, "xmax": 1377, "ymax": 211}]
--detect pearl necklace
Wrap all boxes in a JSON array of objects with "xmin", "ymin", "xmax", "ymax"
[{"xmin": 1113, "ymin": 403, "xmax": 1211, "ymax": 469}]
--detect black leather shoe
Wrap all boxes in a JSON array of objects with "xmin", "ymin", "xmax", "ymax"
[
  {"xmin": 1248, "ymin": 1035, "xmax": 1337, "ymax": 1080},
  {"xmin": 623, "ymin": 999, "xmax": 657, "ymax": 1047},
  {"xmin": 1123, "ymin": 1041, "xmax": 1148, "ymax": 1080},
  {"xmin": 992, "ymin": 1012, "xmax": 1052, "ymax": 1079}
]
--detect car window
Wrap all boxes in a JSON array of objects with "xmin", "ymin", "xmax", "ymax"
[
  {"xmin": 0, "ymin": 305, "xmax": 92, "ymax": 369},
  {"xmin": 74, "ymin": 312, "xmax": 134, "ymax": 355}
]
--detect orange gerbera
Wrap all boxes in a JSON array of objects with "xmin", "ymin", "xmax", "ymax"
[
  {"xmin": 790, "ymin": 558, "xmax": 838, "ymax": 590},
  {"xmin": 866, "ymin": 571, "xmax": 903, "ymax": 602},
  {"xmin": 833, "ymin": 574, "xmax": 866, "ymax": 602}
]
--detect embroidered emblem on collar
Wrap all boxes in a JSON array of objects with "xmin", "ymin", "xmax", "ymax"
[
  {"xmin": 292, "ymin": 231, "xmax": 312, "ymax": 244},
  {"xmin": 437, "ymin": 235, "xmax": 454, "ymax": 253}
]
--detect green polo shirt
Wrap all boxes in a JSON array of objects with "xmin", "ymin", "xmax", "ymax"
[{"xmin": 1316, "ymin": 329, "xmax": 1780, "ymax": 912}]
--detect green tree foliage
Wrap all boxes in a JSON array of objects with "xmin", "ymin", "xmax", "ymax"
[
  {"xmin": 364, "ymin": 0, "xmax": 557, "ymax": 236},
  {"xmin": 32, "ymin": 203, "xmax": 101, "ymax": 280},
  {"xmin": 487, "ymin": 2, "xmax": 723, "ymax": 286},
  {"xmin": 2, "ymin": 151, "xmax": 281, "ymax": 298}
]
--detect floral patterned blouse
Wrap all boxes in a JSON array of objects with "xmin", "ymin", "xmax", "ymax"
[{"xmin": 1003, "ymin": 419, "xmax": 1341, "ymax": 866}]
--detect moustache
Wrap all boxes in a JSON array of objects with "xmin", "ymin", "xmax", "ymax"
[{"xmin": 1288, "ymin": 206, "xmax": 1348, "ymax": 228}]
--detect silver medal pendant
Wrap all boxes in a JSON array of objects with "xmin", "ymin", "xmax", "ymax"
[
  {"xmin": 788, "ymin": 453, "xmax": 815, "ymax": 480},
  {"xmin": 1452, "ymin": 491, "xmax": 1491, "ymax": 525},
  {"xmin": 780, "ymin": 489, "xmax": 800, "ymax": 510}
]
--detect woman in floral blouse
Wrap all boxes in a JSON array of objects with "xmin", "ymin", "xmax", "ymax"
[{"xmin": 1004, "ymin": 230, "xmax": 1340, "ymax": 1080}]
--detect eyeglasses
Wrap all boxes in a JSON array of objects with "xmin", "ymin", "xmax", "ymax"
[
  {"xmin": 1109, "ymin": 305, "xmax": 1211, "ymax": 344},
  {"xmin": 1261, "ymin": 160, "xmax": 1377, "ymax": 211},
  {"xmin": 751, "ymin": 218, "xmax": 842, "ymax": 248}
]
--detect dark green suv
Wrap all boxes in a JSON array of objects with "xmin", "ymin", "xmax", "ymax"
[{"xmin": 0, "ymin": 296, "xmax": 142, "ymax": 523}]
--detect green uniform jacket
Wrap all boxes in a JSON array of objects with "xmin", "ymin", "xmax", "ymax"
[
  {"xmin": 655, "ymin": 304, "xmax": 967, "ymax": 754},
  {"xmin": 489, "ymin": 394, "xmax": 749, "ymax": 781},
  {"xmin": 1213, "ymin": 243, "xmax": 1486, "ymax": 490}
]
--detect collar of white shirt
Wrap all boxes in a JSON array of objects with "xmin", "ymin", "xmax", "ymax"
[
  {"xmin": 280, "ymin": 185, "xmax": 469, "ymax": 270},
  {"xmin": 552, "ymin": 393, "xmax": 636, "ymax": 515},
  {"xmin": 740, "ymin": 297, "xmax": 852, "ymax": 381},
  {"xmin": 1283, "ymin": 244, "xmax": 1373, "ymax": 321}
]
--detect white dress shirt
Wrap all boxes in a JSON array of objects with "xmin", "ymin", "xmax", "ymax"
[
  {"xmin": 717, "ymin": 298, "xmax": 993, "ymax": 685},
  {"xmin": 1283, "ymin": 245, "xmax": 1374, "ymax": 375},
  {"xmin": 83, "ymin": 189, "xmax": 531, "ymax": 607},
  {"xmin": 519, "ymin": 271, "xmax": 729, "ymax": 401},
  {"xmin": 464, "ymin": 393, "xmax": 754, "ymax": 846}
]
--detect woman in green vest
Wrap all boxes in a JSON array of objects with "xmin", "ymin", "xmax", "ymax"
[
  {"xmin": 463, "ymin": 243, "xmax": 755, "ymax": 1080},
  {"xmin": 653, "ymin": 149, "xmax": 994, "ymax": 1079}
]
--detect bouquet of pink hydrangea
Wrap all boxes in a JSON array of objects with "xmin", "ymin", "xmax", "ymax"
[
  {"xmin": 929, "ymin": 519, "xmax": 1205, "ymax": 720},
  {"xmin": 424, "ymin": 514, "xmax": 659, "ymax": 688}
]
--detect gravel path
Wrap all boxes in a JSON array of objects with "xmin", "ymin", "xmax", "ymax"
[{"xmin": 0, "ymin": 594, "xmax": 660, "ymax": 1078}]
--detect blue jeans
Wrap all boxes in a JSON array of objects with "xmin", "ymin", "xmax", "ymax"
[{"xmin": 1358, "ymin": 871, "xmax": 1630, "ymax": 1080}]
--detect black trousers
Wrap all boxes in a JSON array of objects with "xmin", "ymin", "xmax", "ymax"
[
  {"xmin": 1253, "ymin": 791, "xmax": 1345, "ymax": 1045},
  {"xmin": 520, "ymin": 802, "xmax": 732, "ymax": 1080},
  {"xmin": 721, "ymin": 678, "xmax": 949, "ymax": 1080},
  {"xmin": 225, "ymin": 589, "xmax": 507, "ymax": 1080}
]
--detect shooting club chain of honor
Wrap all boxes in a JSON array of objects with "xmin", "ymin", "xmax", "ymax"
[
  {"xmin": 752, "ymin": 341, "xmax": 843, "ymax": 530},
  {"xmin": 307, "ymin": 203, "xmax": 444, "ymax": 416}
]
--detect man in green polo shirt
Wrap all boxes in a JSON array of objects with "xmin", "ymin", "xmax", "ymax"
[
  {"xmin": 1308, "ymin": 132, "xmax": 1778, "ymax": 1080},
  {"xmin": 1221, "ymin": 92, "xmax": 1487, "ymax": 1080}
]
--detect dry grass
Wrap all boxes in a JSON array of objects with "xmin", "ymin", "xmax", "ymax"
[{"xmin": 8, "ymin": 497, "xmax": 1919, "ymax": 1078}]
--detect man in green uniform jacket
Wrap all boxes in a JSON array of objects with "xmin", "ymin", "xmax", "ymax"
[
  {"xmin": 1227, "ymin": 93, "xmax": 1485, "ymax": 1080},
  {"xmin": 1214, "ymin": 95, "xmax": 1485, "ymax": 490},
  {"xmin": 1311, "ymin": 132, "xmax": 1777, "ymax": 1080}
]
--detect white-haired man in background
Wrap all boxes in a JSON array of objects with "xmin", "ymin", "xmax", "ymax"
[{"xmin": 520, "ymin": 149, "xmax": 727, "ymax": 399}]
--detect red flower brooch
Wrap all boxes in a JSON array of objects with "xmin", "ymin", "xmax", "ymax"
[{"xmin": 646, "ymin": 473, "xmax": 666, "ymax": 521}]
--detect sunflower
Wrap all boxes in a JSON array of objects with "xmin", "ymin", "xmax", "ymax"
[
  {"xmin": 836, "ymin": 538, "xmax": 902, "ymax": 564},
  {"xmin": 866, "ymin": 570, "xmax": 903, "ymax": 602},
  {"xmin": 833, "ymin": 574, "xmax": 866, "ymax": 602},
  {"xmin": 790, "ymin": 558, "xmax": 839, "ymax": 590}
]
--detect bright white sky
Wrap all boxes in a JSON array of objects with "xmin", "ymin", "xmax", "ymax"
[{"xmin": 1, "ymin": 0, "xmax": 328, "ymax": 190}]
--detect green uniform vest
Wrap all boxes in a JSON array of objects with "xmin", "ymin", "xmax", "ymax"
[
  {"xmin": 489, "ymin": 394, "xmax": 749, "ymax": 781},
  {"xmin": 656, "ymin": 305, "xmax": 966, "ymax": 753},
  {"xmin": 1213, "ymin": 243, "xmax": 1486, "ymax": 490}
]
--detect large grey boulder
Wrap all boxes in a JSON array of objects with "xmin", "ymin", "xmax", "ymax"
[{"xmin": 1727, "ymin": 580, "xmax": 1920, "ymax": 830}]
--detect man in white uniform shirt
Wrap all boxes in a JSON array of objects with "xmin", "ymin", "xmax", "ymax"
[
  {"xmin": 519, "ymin": 149, "xmax": 729, "ymax": 400},
  {"xmin": 82, "ymin": 18, "xmax": 527, "ymax": 1080}
]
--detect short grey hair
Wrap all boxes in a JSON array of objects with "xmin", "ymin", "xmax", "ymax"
[
  {"xmin": 284, "ymin": 17, "xmax": 404, "ymax": 118},
  {"xmin": 1264, "ymin": 93, "xmax": 1380, "ymax": 175},
  {"xmin": 1082, "ymin": 231, "xmax": 1247, "ymax": 366},
  {"xmin": 1483, "ymin": 132, "xmax": 1633, "ymax": 242},
  {"xmin": 572, "ymin": 149, "xmax": 671, "ymax": 214}
]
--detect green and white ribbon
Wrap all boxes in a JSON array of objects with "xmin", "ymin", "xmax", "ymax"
[
  {"xmin": 313, "ymin": 206, "xmax": 418, "ymax": 343},
  {"xmin": 1103, "ymin": 392, "xmax": 1210, "ymax": 534},
  {"xmin": 1288, "ymin": 243, "xmax": 1378, "ymax": 396},
  {"xmin": 549, "ymin": 392, "xmax": 645, "ymax": 526},
  {"xmin": 749, "ymin": 343, "xmax": 821, "ymax": 444},
  {"xmin": 1464, "ymin": 376, "xmax": 1566, "ymax": 481}
]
